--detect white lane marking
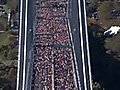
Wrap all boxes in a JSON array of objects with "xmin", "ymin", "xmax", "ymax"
[
  {"xmin": 78, "ymin": 0, "xmax": 87, "ymax": 90},
  {"xmin": 83, "ymin": 0, "xmax": 93, "ymax": 89},
  {"xmin": 67, "ymin": 1, "xmax": 81, "ymax": 89},
  {"xmin": 16, "ymin": 0, "xmax": 23, "ymax": 89},
  {"xmin": 22, "ymin": 0, "xmax": 28, "ymax": 89},
  {"xmin": 68, "ymin": 20, "xmax": 81, "ymax": 89},
  {"xmin": 51, "ymin": 49, "xmax": 55, "ymax": 90}
]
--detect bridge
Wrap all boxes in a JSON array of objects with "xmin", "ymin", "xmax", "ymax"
[{"xmin": 16, "ymin": 0, "xmax": 92, "ymax": 90}]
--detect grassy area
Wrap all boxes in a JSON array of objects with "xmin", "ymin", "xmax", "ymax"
[
  {"xmin": 98, "ymin": 1, "xmax": 120, "ymax": 29},
  {"xmin": 104, "ymin": 33, "xmax": 120, "ymax": 54},
  {"xmin": 0, "ymin": 61, "xmax": 16, "ymax": 89},
  {"xmin": 0, "ymin": 17, "xmax": 7, "ymax": 31},
  {"xmin": 0, "ymin": 31, "xmax": 10, "ymax": 48},
  {"xmin": 0, "ymin": 20, "xmax": 17, "ymax": 61},
  {"xmin": 4, "ymin": 0, "xmax": 17, "ymax": 12},
  {"xmin": 0, "ymin": 0, "xmax": 18, "ymax": 89},
  {"xmin": 0, "ymin": 60, "xmax": 15, "ymax": 66}
]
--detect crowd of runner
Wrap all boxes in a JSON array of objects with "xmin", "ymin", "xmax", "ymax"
[{"xmin": 32, "ymin": 0, "xmax": 78, "ymax": 90}]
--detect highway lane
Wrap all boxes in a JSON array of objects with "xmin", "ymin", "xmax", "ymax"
[
  {"xmin": 24, "ymin": 0, "xmax": 36, "ymax": 89},
  {"xmin": 68, "ymin": 0, "xmax": 85, "ymax": 89},
  {"xmin": 16, "ymin": 0, "xmax": 35, "ymax": 89},
  {"xmin": 68, "ymin": 0, "xmax": 92, "ymax": 90}
]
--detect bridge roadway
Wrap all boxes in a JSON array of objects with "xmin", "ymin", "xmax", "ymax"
[
  {"xmin": 68, "ymin": 0, "xmax": 93, "ymax": 89},
  {"xmin": 16, "ymin": 0, "xmax": 92, "ymax": 90},
  {"xmin": 16, "ymin": 0, "xmax": 35, "ymax": 90}
]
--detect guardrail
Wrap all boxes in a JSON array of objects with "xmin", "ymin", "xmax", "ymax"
[
  {"xmin": 16, "ymin": 0, "xmax": 23, "ymax": 89},
  {"xmin": 78, "ymin": 0, "xmax": 93, "ymax": 90},
  {"xmin": 83, "ymin": 0, "xmax": 93, "ymax": 89},
  {"xmin": 22, "ymin": 0, "xmax": 28, "ymax": 89}
]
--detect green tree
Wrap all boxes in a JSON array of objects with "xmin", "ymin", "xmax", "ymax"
[
  {"xmin": 93, "ymin": 82, "xmax": 103, "ymax": 90},
  {"xmin": 104, "ymin": 33, "xmax": 120, "ymax": 59}
]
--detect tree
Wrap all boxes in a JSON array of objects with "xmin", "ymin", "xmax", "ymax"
[
  {"xmin": 104, "ymin": 33, "xmax": 120, "ymax": 59},
  {"xmin": 93, "ymin": 82, "xmax": 104, "ymax": 90}
]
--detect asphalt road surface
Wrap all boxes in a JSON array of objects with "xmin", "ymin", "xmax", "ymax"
[
  {"xmin": 17, "ymin": 0, "xmax": 92, "ymax": 90},
  {"xmin": 68, "ymin": 0, "xmax": 92, "ymax": 90},
  {"xmin": 17, "ymin": 0, "xmax": 35, "ymax": 90},
  {"xmin": 23, "ymin": 0, "xmax": 36, "ymax": 89}
]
